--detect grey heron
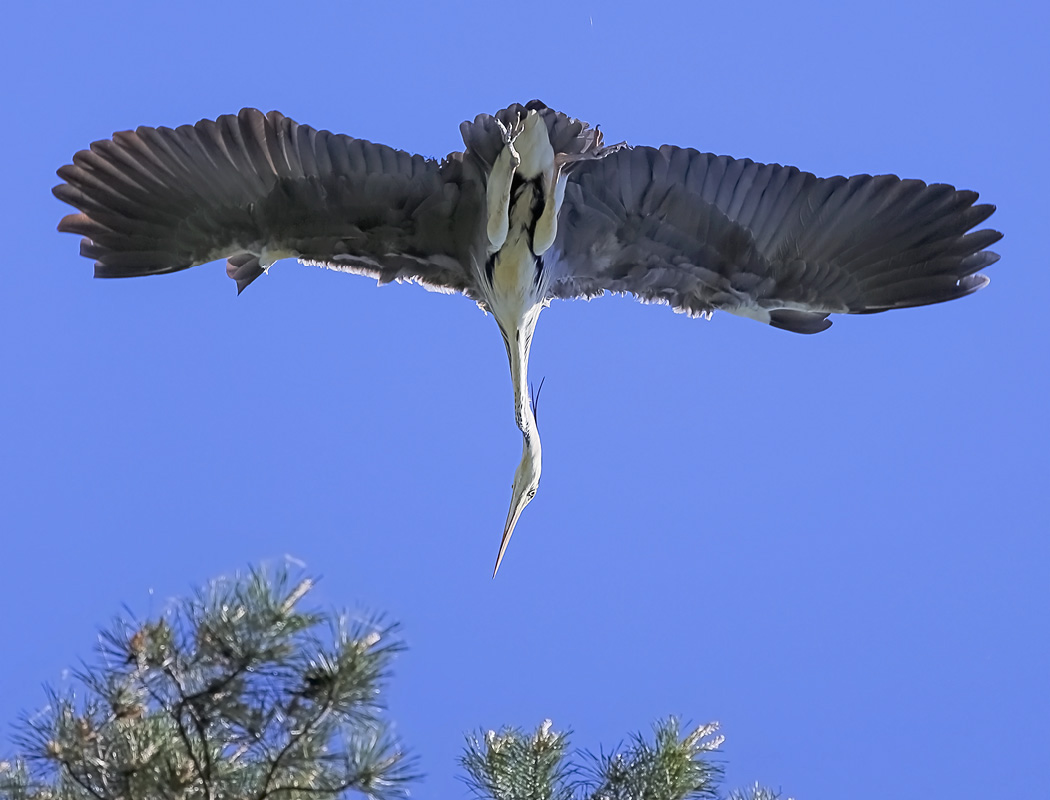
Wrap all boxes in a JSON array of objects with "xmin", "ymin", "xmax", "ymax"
[{"xmin": 53, "ymin": 101, "xmax": 1002, "ymax": 574}]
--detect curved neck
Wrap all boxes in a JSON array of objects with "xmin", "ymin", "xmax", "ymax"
[{"xmin": 501, "ymin": 307, "xmax": 541, "ymax": 436}]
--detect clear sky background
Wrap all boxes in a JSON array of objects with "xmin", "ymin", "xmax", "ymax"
[{"xmin": 2, "ymin": 1, "xmax": 1047, "ymax": 797}]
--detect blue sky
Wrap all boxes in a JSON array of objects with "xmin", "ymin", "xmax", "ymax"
[{"xmin": 2, "ymin": 1, "xmax": 1047, "ymax": 797}]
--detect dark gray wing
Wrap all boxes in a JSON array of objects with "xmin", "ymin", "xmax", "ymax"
[
  {"xmin": 551, "ymin": 145, "xmax": 1001, "ymax": 333},
  {"xmin": 54, "ymin": 108, "xmax": 482, "ymax": 295}
]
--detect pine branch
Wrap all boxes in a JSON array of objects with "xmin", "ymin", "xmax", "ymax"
[
  {"xmin": 461, "ymin": 719, "xmax": 573, "ymax": 800},
  {"xmin": 578, "ymin": 718, "xmax": 724, "ymax": 800},
  {"xmin": 460, "ymin": 718, "xmax": 729, "ymax": 800},
  {"xmin": 1, "ymin": 566, "xmax": 415, "ymax": 800}
]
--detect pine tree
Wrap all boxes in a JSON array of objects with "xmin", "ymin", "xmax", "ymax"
[
  {"xmin": 0, "ymin": 567, "xmax": 789, "ymax": 800},
  {"xmin": 0, "ymin": 568, "xmax": 414, "ymax": 800}
]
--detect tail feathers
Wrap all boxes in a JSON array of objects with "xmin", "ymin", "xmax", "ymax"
[{"xmin": 460, "ymin": 100, "xmax": 617, "ymax": 174}]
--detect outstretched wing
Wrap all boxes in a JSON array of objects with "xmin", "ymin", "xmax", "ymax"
[
  {"xmin": 551, "ymin": 145, "xmax": 1001, "ymax": 333},
  {"xmin": 54, "ymin": 108, "xmax": 482, "ymax": 295}
]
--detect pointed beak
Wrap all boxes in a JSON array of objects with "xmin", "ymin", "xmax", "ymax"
[{"xmin": 493, "ymin": 481, "xmax": 531, "ymax": 577}]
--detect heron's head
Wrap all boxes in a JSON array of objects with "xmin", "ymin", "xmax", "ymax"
[{"xmin": 493, "ymin": 431, "xmax": 541, "ymax": 576}]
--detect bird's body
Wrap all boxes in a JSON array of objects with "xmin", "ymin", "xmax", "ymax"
[{"xmin": 53, "ymin": 101, "xmax": 1002, "ymax": 573}]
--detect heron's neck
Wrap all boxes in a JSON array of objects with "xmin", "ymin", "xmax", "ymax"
[
  {"xmin": 494, "ymin": 292, "xmax": 540, "ymax": 432},
  {"xmin": 510, "ymin": 324, "xmax": 542, "ymax": 476}
]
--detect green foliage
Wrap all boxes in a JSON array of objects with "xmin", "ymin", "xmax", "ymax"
[
  {"xmin": 0, "ymin": 567, "xmax": 415, "ymax": 800},
  {"xmin": 0, "ymin": 566, "xmax": 790, "ymax": 800},
  {"xmin": 461, "ymin": 718, "xmax": 729, "ymax": 800},
  {"xmin": 462, "ymin": 720, "xmax": 574, "ymax": 800}
]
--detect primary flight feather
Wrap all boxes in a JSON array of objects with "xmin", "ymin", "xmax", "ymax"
[{"xmin": 53, "ymin": 101, "xmax": 1002, "ymax": 573}]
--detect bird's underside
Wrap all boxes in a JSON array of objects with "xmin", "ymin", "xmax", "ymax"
[{"xmin": 54, "ymin": 100, "xmax": 1002, "ymax": 572}]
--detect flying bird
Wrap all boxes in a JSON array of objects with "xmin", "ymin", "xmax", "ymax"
[{"xmin": 53, "ymin": 101, "xmax": 1002, "ymax": 574}]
